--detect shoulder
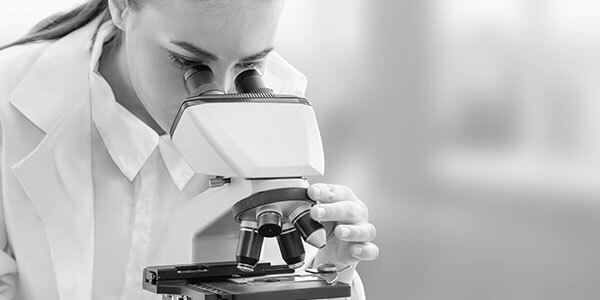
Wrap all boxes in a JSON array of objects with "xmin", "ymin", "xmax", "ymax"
[
  {"xmin": 0, "ymin": 41, "xmax": 53, "ymax": 98},
  {"xmin": 0, "ymin": 42, "xmax": 53, "ymax": 145}
]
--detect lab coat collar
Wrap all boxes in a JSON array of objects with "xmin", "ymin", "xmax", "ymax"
[
  {"xmin": 9, "ymin": 18, "xmax": 97, "ymax": 134},
  {"xmin": 89, "ymin": 21, "xmax": 195, "ymax": 190},
  {"xmin": 8, "ymin": 13, "xmax": 194, "ymax": 191}
]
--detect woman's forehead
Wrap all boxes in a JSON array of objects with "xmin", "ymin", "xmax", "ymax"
[
  {"xmin": 185, "ymin": 0, "xmax": 281, "ymax": 11},
  {"xmin": 147, "ymin": 0, "xmax": 284, "ymax": 16},
  {"xmin": 142, "ymin": 0, "xmax": 283, "ymax": 59},
  {"xmin": 144, "ymin": 0, "xmax": 283, "ymax": 34}
]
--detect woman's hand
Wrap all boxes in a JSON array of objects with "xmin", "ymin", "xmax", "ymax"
[{"xmin": 307, "ymin": 183, "xmax": 379, "ymax": 283}]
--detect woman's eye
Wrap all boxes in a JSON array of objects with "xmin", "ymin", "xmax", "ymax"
[
  {"xmin": 167, "ymin": 52, "xmax": 199, "ymax": 69},
  {"xmin": 168, "ymin": 51, "xmax": 264, "ymax": 71}
]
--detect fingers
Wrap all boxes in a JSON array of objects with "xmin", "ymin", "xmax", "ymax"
[
  {"xmin": 308, "ymin": 183, "xmax": 357, "ymax": 203},
  {"xmin": 307, "ymin": 183, "xmax": 379, "ymax": 265},
  {"xmin": 334, "ymin": 223, "xmax": 376, "ymax": 242},
  {"xmin": 350, "ymin": 242, "xmax": 379, "ymax": 261},
  {"xmin": 310, "ymin": 201, "xmax": 368, "ymax": 223}
]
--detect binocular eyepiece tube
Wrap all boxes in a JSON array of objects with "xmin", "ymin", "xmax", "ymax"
[
  {"xmin": 234, "ymin": 69, "xmax": 273, "ymax": 94},
  {"xmin": 183, "ymin": 64, "xmax": 273, "ymax": 95},
  {"xmin": 183, "ymin": 64, "xmax": 224, "ymax": 95}
]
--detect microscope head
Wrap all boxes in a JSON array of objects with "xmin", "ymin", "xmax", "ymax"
[
  {"xmin": 170, "ymin": 65, "xmax": 324, "ymax": 178},
  {"xmin": 170, "ymin": 64, "xmax": 326, "ymax": 272}
]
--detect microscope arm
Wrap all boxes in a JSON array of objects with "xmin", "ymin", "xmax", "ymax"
[{"xmin": 148, "ymin": 179, "xmax": 254, "ymax": 265}]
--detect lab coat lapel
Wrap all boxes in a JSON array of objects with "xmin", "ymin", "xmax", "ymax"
[
  {"xmin": 11, "ymin": 95, "xmax": 94, "ymax": 300},
  {"xmin": 7, "ymin": 16, "xmax": 100, "ymax": 300}
]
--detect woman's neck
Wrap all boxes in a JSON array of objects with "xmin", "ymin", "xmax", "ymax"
[{"xmin": 97, "ymin": 33, "xmax": 166, "ymax": 136}]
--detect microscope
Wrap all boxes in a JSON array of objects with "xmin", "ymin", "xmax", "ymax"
[{"xmin": 142, "ymin": 65, "xmax": 351, "ymax": 299}]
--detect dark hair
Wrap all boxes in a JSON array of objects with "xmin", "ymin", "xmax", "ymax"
[{"xmin": 0, "ymin": 0, "xmax": 134, "ymax": 51}]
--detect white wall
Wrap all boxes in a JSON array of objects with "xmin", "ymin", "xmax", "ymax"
[{"xmin": 0, "ymin": 0, "xmax": 86, "ymax": 43}]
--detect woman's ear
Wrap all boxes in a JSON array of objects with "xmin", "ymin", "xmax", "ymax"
[{"xmin": 107, "ymin": 0, "xmax": 131, "ymax": 30}]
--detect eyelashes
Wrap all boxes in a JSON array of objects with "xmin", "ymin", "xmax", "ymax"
[
  {"xmin": 167, "ymin": 52, "xmax": 197, "ymax": 68},
  {"xmin": 167, "ymin": 51, "xmax": 264, "ymax": 70},
  {"xmin": 237, "ymin": 61, "xmax": 265, "ymax": 70}
]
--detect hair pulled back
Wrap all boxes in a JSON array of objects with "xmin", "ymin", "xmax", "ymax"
[{"xmin": 0, "ymin": 0, "xmax": 139, "ymax": 51}]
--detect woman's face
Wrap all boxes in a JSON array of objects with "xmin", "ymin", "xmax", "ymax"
[{"xmin": 122, "ymin": 0, "xmax": 284, "ymax": 133}]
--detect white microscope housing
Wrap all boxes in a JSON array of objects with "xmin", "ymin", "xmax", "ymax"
[
  {"xmin": 171, "ymin": 95, "xmax": 324, "ymax": 179},
  {"xmin": 169, "ymin": 65, "xmax": 327, "ymax": 272}
]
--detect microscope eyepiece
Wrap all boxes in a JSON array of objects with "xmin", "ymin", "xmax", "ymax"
[
  {"xmin": 184, "ymin": 64, "xmax": 224, "ymax": 95},
  {"xmin": 234, "ymin": 69, "xmax": 273, "ymax": 94}
]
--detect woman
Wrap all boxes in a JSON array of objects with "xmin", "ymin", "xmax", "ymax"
[{"xmin": 0, "ymin": 0, "xmax": 379, "ymax": 299}]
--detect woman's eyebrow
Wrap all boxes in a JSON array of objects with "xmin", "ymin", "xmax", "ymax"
[
  {"xmin": 238, "ymin": 47, "xmax": 275, "ymax": 62},
  {"xmin": 171, "ymin": 40, "xmax": 219, "ymax": 61},
  {"xmin": 170, "ymin": 40, "xmax": 274, "ymax": 62}
]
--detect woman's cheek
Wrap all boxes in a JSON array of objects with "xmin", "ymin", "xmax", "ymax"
[{"xmin": 129, "ymin": 44, "xmax": 187, "ymax": 130}]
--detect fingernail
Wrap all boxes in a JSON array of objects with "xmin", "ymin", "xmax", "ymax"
[
  {"xmin": 311, "ymin": 186, "xmax": 321, "ymax": 197},
  {"xmin": 339, "ymin": 227, "xmax": 351, "ymax": 238},
  {"xmin": 315, "ymin": 207, "xmax": 326, "ymax": 219},
  {"xmin": 353, "ymin": 246, "xmax": 363, "ymax": 257}
]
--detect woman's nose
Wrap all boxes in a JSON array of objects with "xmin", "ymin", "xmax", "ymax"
[{"xmin": 211, "ymin": 66, "xmax": 235, "ymax": 93}]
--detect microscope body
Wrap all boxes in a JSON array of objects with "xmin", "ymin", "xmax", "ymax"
[
  {"xmin": 171, "ymin": 93, "xmax": 324, "ymax": 179},
  {"xmin": 168, "ymin": 66, "xmax": 327, "ymax": 272}
]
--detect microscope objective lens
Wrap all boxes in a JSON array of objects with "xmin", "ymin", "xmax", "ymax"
[
  {"xmin": 289, "ymin": 203, "xmax": 327, "ymax": 249},
  {"xmin": 277, "ymin": 223, "xmax": 306, "ymax": 269},
  {"xmin": 235, "ymin": 220, "xmax": 263, "ymax": 272},
  {"xmin": 256, "ymin": 204, "xmax": 283, "ymax": 237}
]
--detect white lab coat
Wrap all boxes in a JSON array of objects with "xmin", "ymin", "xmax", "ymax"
[{"xmin": 0, "ymin": 15, "xmax": 365, "ymax": 300}]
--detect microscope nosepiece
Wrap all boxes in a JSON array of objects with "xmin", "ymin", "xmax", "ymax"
[
  {"xmin": 289, "ymin": 203, "xmax": 327, "ymax": 249},
  {"xmin": 235, "ymin": 220, "xmax": 263, "ymax": 272},
  {"xmin": 277, "ymin": 223, "xmax": 305, "ymax": 269}
]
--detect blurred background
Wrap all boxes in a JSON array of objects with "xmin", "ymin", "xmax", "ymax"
[{"xmin": 3, "ymin": 0, "xmax": 600, "ymax": 299}]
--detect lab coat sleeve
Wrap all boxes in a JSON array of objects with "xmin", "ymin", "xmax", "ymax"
[{"xmin": 0, "ymin": 116, "xmax": 18, "ymax": 299}]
